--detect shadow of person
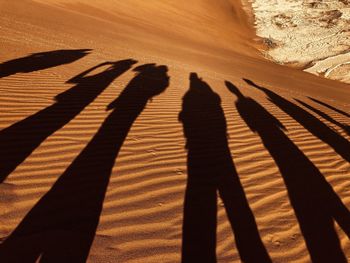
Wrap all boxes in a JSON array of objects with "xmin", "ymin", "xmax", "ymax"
[
  {"xmin": 0, "ymin": 59, "xmax": 137, "ymax": 183},
  {"xmin": 0, "ymin": 64, "xmax": 169, "ymax": 263},
  {"xmin": 308, "ymin": 97, "xmax": 350, "ymax": 119},
  {"xmin": 179, "ymin": 73, "xmax": 271, "ymax": 263},
  {"xmin": 295, "ymin": 99, "xmax": 350, "ymax": 136},
  {"xmin": 243, "ymin": 79, "xmax": 350, "ymax": 163},
  {"xmin": 0, "ymin": 49, "xmax": 91, "ymax": 78},
  {"xmin": 226, "ymin": 81, "xmax": 350, "ymax": 263}
]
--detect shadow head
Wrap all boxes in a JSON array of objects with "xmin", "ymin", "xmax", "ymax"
[
  {"xmin": 225, "ymin": 81, "xmax": 244, "ymax": 98},
  {"xmin": 124, "ymin": 63, "xmax": 170, "ymax": 99},
  {"xmin": 189, "ymin": 72, "xmax": 201, "ymax": 82},
  {"xmin": 243, "ymin": 78, "xmax": 269, "ymax": 94},
  {"xmin": 108, "ymin": 59, "xmax": 137, "ymax": 70}
]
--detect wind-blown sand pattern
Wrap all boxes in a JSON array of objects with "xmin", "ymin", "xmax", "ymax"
[
  {"xmin": 0, "ymin": 0, "xmax": 349, "ymax": 262},
  {"xmin": 247, "ymin": 0, "xmax": 350, "ymax": 83}
]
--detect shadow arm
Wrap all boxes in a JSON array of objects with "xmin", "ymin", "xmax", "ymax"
[{"xmin": 66, "ymin": 62, "xmax": 113, "ymax": 83}]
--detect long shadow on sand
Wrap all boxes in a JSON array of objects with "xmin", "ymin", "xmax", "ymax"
[
  {"xmin": 0, "ymin": 49, "xmax": 91, "ymax": 78},
  {"xmin": 180, "ymin": 73, "xmax": 271, "ymax": 263},
  {"xmin": 0, "ymin": 59, "xmax": 136, "ymax": 183},
  {"xmin": 226, "ymin": 81, "xmax": 350, "ymax": 263},
  {"xmin": 308, "ymin": 97, "xmax": 350, "ymax": 119},
  {"xmin": 0, "ymin": 63, "xmax": 169, "ymax": 263},
  {"xmin": 295, "ymin": 99, "xmax": 350, "ymax": 136},
  {"xmin": 243, "ymin": 79, "xmax": 350, "ymax": 163}
]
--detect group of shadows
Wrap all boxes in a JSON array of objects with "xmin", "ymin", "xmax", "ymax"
[{"xmin": 0, "ymin": 49, "xmax": 349, "ymax": 263}]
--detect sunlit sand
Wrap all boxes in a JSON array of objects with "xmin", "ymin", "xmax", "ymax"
[{"xmin": 0, "ymin": 1, "xmax": 349, "ymax": 262}]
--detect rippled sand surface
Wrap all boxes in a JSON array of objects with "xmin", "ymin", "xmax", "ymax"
[{"xmin": 0, "ymin": 1, "xmax": 349, "ymax": 262}]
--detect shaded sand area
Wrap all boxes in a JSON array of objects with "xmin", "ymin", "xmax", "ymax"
[{"xmin": 0, "ymin": 0, "xmax": 349, "ymax": 262}]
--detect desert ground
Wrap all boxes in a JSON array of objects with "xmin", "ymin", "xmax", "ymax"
[
  {"xmin": 249, "ymin": 0, "xmax": 350, "ymax": 83},
  {"xmin": 0, "ymin": 0, "xmax": 349, "ymax": 262}
]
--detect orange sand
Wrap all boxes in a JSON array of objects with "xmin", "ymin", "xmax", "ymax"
[{"xmin": 0, "ymin": 0, "xmax": 349, "ymax": 262}]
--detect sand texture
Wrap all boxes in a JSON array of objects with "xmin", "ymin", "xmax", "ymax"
[
  {"xmin": 0, "ymin": 0, "xmax": 349, "ymax": 262},
  {"xmin": 247, "ymin": 0, "xmax": 350, "ymax": 83}
]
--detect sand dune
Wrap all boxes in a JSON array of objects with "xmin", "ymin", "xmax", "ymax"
[{"xmin": 0, "ymin": 0, "xmax": 349, "ymax": 262}]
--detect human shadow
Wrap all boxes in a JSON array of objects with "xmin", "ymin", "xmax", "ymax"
[
  {"xmin": 295, "ymin": 99, "xmax": 350, "ymax": 136},
  {"xmin": 0, "ymin": 49, "xmax": 91, "ymax": 78},
  {"xmin": 226, "ymin": 81, "xmax": 350, "ymax": 263},
  {"xmin": 243, "ymin": 79, "xmax": 350, "ymax": 163},
  {"xmin": 0, "ymin": 59, "xmax": 137, "ymax": 183},
  {"xmin": 308, "ymin": 97, "xmax": 350, "ymax": 119},
  {"xmin": 179, "ymin": 73, "xmax": 271, "ymax": 263},
  {"xmin": 0, "ymin": 64, "xmax": 169, "ymax": 263}
]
